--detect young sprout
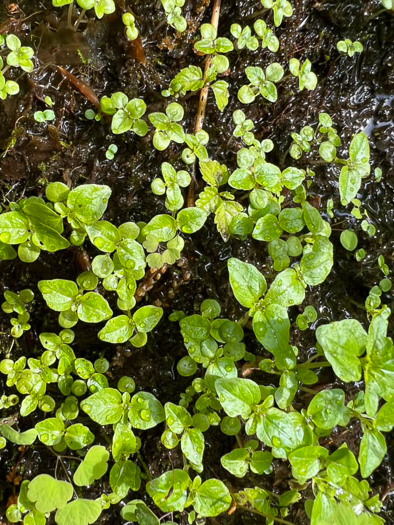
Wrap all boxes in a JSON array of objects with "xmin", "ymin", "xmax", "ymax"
[
  {"xmin": 231, "ymin": 24, "xmax": 259, "ymax": 51},
  {"xmin": 5, "ymin": 35, "xmax": 34, "ymax": 72},
  {"xmin": 290, "ymin": 126, "xmax": 314, "ymax": 159},
  {"xmin": 151, "ymin": 162, "xmax": 191, "ymax": 212},
  {"xmin": 337, "ymin": 39, "xmax": 363, "ymax": 57},
  {"xmin": 233, "ymin": 110, "xmax": 255, "ymax": 144},
  {"xmin": 194, "ymin": 23, "xmax": 234, "ymax": 55},
  {"xmin": 52, "ymin": 0, "xmax": 116, "ymax": 19},
  {"xmin": 0, "ymin": 71, "xmax": 19, "ymax": 100},
  {"xmin": 34, "ymin": 110, "xmax": 56, "ymax": 123},
  {"xmin": 85, "ymin": 108, "xmax": 97, "ymax": 120},
  {"xmin": 238, "ymin": 64, "xmax": 284, "ymax": 104},
  {"xmin": 100, "ymin": 93, "xmax": 147, "ymax": 135},
  {"xmin": 289, "ymin": 58, "xmax": 318, "ymax": 91},
  {"xmin": 0, "ymin": 34, "xmax": 35, "ymax": 99},
  {"xmin": 2, "ymin": 289, "xmax": 34, "ymax": 338},
  {"xmin": 105, "ymin": 144, "xmax": 118, "ymax": 160},
  {"xmin": 182, "ymin": 130, "xmax": 209, "ymax": 164},
  {"xmin": 162, "ymin": 65, "xmax": 204, "ymax": 98},
  {"xmin": 122, "ymin": 12, "xmax": 138, "ymax": 41},
  {"xmin": 261, "ymin": 0, "xmax": 293, "ymax": 27},
  {"xmin": 253, "ymin": 19, "xmax": 280, "ymax": 52},
  {"xmin": 161, "ymin": 0, "xmax": 187, "ymax": 33},
  {"xmin": 149, "ymin": 102, "xmax": 185, "ymax": 151},
  {"xmin": 44, "ymin": 96, "xmax": 54, "ymax": 107}
]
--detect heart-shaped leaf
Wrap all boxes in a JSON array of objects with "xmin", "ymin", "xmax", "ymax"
[{"xmin": 27, "ymin": 474, "xmax": 73, "ymax": 514}]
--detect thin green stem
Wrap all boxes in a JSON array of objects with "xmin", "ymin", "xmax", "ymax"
[
  {"xmin": 367, "ymin": 8, "xmax": 390, "ymax": 20},
  {"xmin": 299, "ymin": 361, "xmax": 331, "ymax": 370},
  {"xmin": 74, "ymin": 9, "xmax": 86, "ymax": 31},
  {"xmin": 300, "ymin": 386, "xmax": 317, "ymax": 395},
  {"xmin": 245, "ymin": 8, "xmax": 269, "ymax": 20},
  {"xmin": 49, "ymin": 448, "xmax": 78, "ymax": 497},
  {"xmin": 237, "ymin": 505, "xmax": 294, "ymax": 524},
  {"xmin": 137, "ymin": 452, "xmax": 151, "ymax": 479},
  {"xmin": 67, "ymin": 1, "xmax": 74, "ymax": 29},
  {"xmin": 235, "ymin": 433, "xmax": 244, "ymax": 449},
  {"xmin": 238, "ymin": 312, "xmax": 250, "ymax": 327}
]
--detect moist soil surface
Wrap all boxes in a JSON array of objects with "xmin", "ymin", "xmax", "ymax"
[{"xmin": 0, "ymin": 0, "xmax": 393, "ymax": 523}]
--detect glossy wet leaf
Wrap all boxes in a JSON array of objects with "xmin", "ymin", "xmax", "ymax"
[
  {"xmin": 0, "ymin": 211, "xmax": 29, "ymax": 244},
  {"xmin": 181, "ymin": 428, "xmax": 205, "ymax": 466},
  {"xmin": 340, "ymin": 230, "xmax": 358, "ymax": 251},
  {"xmin": 359, "ymin": 428, "xmax": 386, "ymax": 478},
  {"xmin": 302, "ymin": 201, "xmax": 324, "ymax": 234},
  {"xmin": 253, "ymin": 214, "xmax": 283, "ymax": 242},
  {"xmin": 326, "ymin": 444, "xmax": 358, "ymax": 484},
  {"xmin": 0, "ymin": 240, "xmax": 17, "ymax": 260},
  {"xmin": 214, "ymin": 200, "xmax": 243, "ymax": 241},
  {"xmin": 194, "ymin": 479, "xmax": 231, "ymax": 517},
  {"xmin": 177, "ymin": 207, "xmax": 208, "ymax": 234},
  {"xmin": 86, "ymin": 221, "xmax": 120, "ymax": 252},
  {"xmin": 133, "ymin": 305, "xmax": 163, "ymax": 333},
  {"xmin": 221, "ymin": 448, "xmax": 249, "ymax": 478},
  {"xmin": 129, "ymin": 392, "xmax": 165, "ymax": 430},
  {"xmin": 301, "ymin": 238, "xmax": 333, "ymax": 286},
  {"xmin": 67, "ymin": 185, "xmax": 111, "ymax": 225},
  {"xmin": 375, "ymin": 402, "xmax": 394, "ymax": 432},
  {"xmin": 64, "ymin": 424, "xmax": 94, "ymax": 450},
  {"xmin": 253, "ymin": 305, "xmax": 289, "ymax": 358},
  {"xmin": 146, "ymin": 469, "xmax": 190, "ymax": 512},
  {"xmin": 307, "ymin": 389, "xmax": 349, "ymax": 429},
  {"xmin": 316, "ymin": 319, "xmax": 368, "ymax": 382},
  {"xmin": 216, "ymin": 377, "xmax": 261, "ymax": 418},
  {"xmin": 264, "ymin": 268, "xmax": 305, "ymax": 307},
  {"xmin": 256, "ymin": 410, "xmax": 311, "ymax": 458},
  {"xmin": 98, "ymin": 315, "xmax": 134, "ymax": 343},
  {"xmin": 81, "ymin": 388, "xmax": 123, "ymax": 425},
  {"xmin": 77, "ymin": 292, "xmax": 112, "ymax": 323},
  {"xmin": 35, "ymin": 417, "xmax": 65, "ymax": 446},
  {"xmin": 250, "ymin": 450, "xmax": 273, "ymax": 474},
  {"xmin": 38, "ymin": 279, "xmax": 78, "ymax": 312},
  {"xmin": 164, "ymin": 402, "xmax": 192, "ymax": 434},
  {"xmin": 228, "ymin": 258, "xmax": 266, "ymax": 308},
  {"xmin": 210, "ymin": 80, "xmax": 229, "ymax": 111},
  {"xmin": 143, "ymin": 214, "xmax": 177, "ymax": 242},
  {"xmin": 121, "ymin": 500, "xmax": 159, "ymax": 525},
  {"xmin": 289, "ymin": 445, "xmax": 328, "ymax": 483},
  {"xmin": 112, "ymin": 423, "xmax": 139, "ymax": 461},
  {"xmin": 110, "ymin": 460, "xmax": 141, "ymax": 497},
  {"xmin": 117, "ymin": 239, "xmax": 146, "ymax": 271},
  {"xmin": 364, "ymin": 337, "xmax": 394, "ymax": 416}
]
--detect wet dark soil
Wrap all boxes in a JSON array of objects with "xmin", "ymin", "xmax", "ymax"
[{"xmin": 0, "ymin": 0, "xmax": 393, "ymax": 523}]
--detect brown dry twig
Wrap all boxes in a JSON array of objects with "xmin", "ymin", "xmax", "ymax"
[
  {"xmin": 135, "ymin": 265, "xmax": 169, "ymax": 302},
  {"xmin": 56, "ymin": 66, "xmax": 100, "ymax": 110},
  {"xmin": 187, "ymin": 0, "xmax": 222, "ymax": 207}
]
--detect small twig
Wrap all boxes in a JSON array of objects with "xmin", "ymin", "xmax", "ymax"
[
  {"xmin": 56, "ymin": 66, "xmax": 100, "ymax": 109},
  {"xmin": 135, "ymin": 265, "xmax": 169, "ymax": 302},
  {"xmin": 187, "ymin": 0, "xmax": 222, "ymax": 207},
  {"xmin": 235, "ymin": 434, "xmax": 244, "ymax": 449}
]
